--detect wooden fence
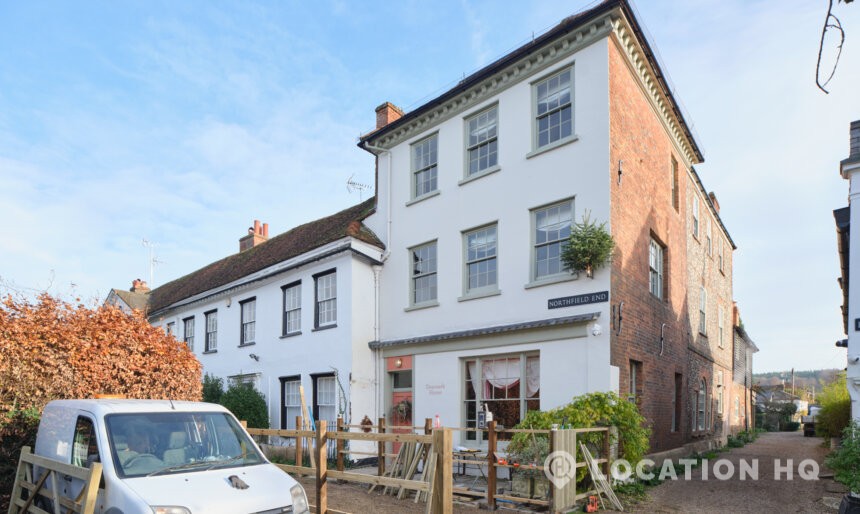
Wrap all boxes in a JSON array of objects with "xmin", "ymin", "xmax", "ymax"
[
  {"xmin": 247, "ymin": 418, "xmax": 615, "ymax": 514},
  {"xmin": 8, "ymin": 446, "xmax": 103, "ymax": 514}
]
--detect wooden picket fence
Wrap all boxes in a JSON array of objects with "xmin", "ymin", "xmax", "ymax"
[
  {"xmin": 8, "ymin": 446, "xmax": 102, "ymax": 514},
  {"xmin": 247, "ymin": 418, "xmax": 616, "ymax": 514}
]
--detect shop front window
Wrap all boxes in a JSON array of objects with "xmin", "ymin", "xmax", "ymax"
[{"xmin": 464, "ymin": 353, "xmax": 539, "ymax": 443}]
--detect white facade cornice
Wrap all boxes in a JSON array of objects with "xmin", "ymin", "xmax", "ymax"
[
  {"xmin": 609, "ymin": 16, "xmax": 700, "ymax": 168},
  {"xmin": 372, "ymin": 13, "xmax": 617, "ymax": 149}
]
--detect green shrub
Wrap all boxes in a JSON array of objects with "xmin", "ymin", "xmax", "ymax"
[
  {"xmin": 817, "ymin": 373, "xmax": 851, "ymax": 438},
  {"xmin": 507, "ymin": 392, "xmax": 650, "ymax": 483},
  {"xmin": 826, "ymin": 420, "xmax": 860, "ymax": 494},
  {"xmin": 219, "ymin": 383, "xmax": 269, "ymax": 429},
  {"xmin": 782, "ymin": 421, "xmax": 800, "ymax": 432},
  {"xmin": 726, "ymin": 435, "xmax": 744, "ymax": 448},
  {"xmin": 202, "ymin": 373, "xmax": 224, "ymax": 404},
  {"xmin": 561, "ymin": 212, "xmax": 616, "ymax": 276},
  {"xmin": 0, "ymin": 407, "xmax": 40, "ymax": 512}
]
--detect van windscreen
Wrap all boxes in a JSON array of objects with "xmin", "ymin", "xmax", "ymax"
[{"xmin": 105, "ymin": 411, "xmax": 264, "ymax": 478}]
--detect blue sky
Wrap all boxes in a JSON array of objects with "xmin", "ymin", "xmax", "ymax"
[{"xmin": 1, "ymin": 0, "xmax": 859, "ymax": 372}]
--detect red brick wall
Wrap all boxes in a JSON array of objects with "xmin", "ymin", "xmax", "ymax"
[{"xmin": 608, "ymin": 38, "xmax": 694, "ymax": 452}]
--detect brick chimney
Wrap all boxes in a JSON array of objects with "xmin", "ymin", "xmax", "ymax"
[
  {"xmin": 130, "ymin": 278, "xmax": 150, "ymax": 293},
  {"xmin": 375, "ymin": 102, "xmax": 403, "ymax": 130},
  {"xmin": 239, "ymin": 220, "xmax": 269, "ymax": 252},
  {"xmin": 732, "ymin": 302, "xmax": 740, "ymax": 327},
  {"xmin": 708, "ymin": 192, "xmax": 720, "ymax": 214}
]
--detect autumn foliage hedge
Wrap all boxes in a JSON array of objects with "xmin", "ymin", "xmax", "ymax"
[{"xmin": 0, "ymin": 293, "xmax": 202, "ymax": 510}]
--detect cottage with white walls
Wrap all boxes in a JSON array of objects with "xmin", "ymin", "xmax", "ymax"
[{"xmin": 145, "ymin": 201, "xmax": 385, "ymax": 435}]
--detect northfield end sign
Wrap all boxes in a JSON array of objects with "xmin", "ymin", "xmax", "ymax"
[{"xmin": 547, "ymin": 291, "xmax": 609, "ymax": 310}]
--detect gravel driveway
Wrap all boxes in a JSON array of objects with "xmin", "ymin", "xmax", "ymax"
[{"xmin": 619, "ymin": 431, "xmax": 842, "ymax": 513}]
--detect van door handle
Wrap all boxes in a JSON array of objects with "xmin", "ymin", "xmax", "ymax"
[{"xmin": 63, "ymin": 475, "xmax": 73, "ymax": 482}]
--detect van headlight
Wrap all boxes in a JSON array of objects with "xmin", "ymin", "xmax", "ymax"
[
  {"xmin": 290, "ymin": 484, "xmax": 309, "ymax": 514},
  {"xmin": 152, "ymin": 507, "xmax": 191, "ymax": 514}
]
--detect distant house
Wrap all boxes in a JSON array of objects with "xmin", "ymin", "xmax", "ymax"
[
  {"xmin": 731, "ymin": 310, "xmax": 758, "ymax": 433},
  {"xmin": 105, "ymin": 279, "xmax": 151, "ymax": 315}
]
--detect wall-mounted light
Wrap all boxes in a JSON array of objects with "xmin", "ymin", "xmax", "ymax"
[
  {"xmin": 395, "ymin": 358, "xmax": 403, "ymax": 368},
  {"xmin": 249, "ymin": 353, "xmax": 260, "ymax": 362},
  {"xmin": 226, "ymin": 297, "xmax": 232, "ymax": 308},
  {"xmin": 617, "ymin": 160, "xmax": 624, "ymax": 185}
]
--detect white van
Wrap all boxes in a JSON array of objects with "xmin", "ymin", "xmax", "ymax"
[{"xmin": 34, "ymin": 399, "xmax": 310, "ymax": 514}]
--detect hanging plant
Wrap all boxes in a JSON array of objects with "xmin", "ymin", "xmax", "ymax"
[
  {"xmin": 360, "ymin": 415, "xmax": 374, "ymax": 433},
  {"xmin": 561, "ymin": 211, "xmax": 616, "ymax": 278}
]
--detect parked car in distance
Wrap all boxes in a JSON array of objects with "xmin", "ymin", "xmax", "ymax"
[
  {"xmin": 33, "ymin": 398, "xmax": 310, "ymax": 514},
  {"xmin": 802, "ymin": 405, "xmax": 821, "ymax": 437}
]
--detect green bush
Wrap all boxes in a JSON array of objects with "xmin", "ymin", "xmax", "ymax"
[
  {"xmin": 219, "ymin": 383, "xmax": 269, "ymax": 429},
  {"xmin": 561, "ymin": 212, "xmax": 615, "ymax": 276},
  {"xmin": 782, "ymin": 421, "xmax": 800, "ymax": 432},
  {"xmin": 817, "ymin": 373, "xmax": 851, "ymax": 438},
  {"xmin": 726, "ymin": 435, "xmax": 744, "ymax": 448},
  {"xmin": 826, "ymin": 420, "xmax": 860, "ymax": 494},
  {"xmin": 507, "ymin": 392, "xmax": 650, "ymax": 483},
  {"xmin": 202, "ymin": 373, "xmax": 224, "ymax": 404},
  {"xmin": 0, "ymin": 407, "xmax": 40, "ymax": 512}
]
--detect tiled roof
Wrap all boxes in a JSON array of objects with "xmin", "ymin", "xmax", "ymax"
[
  {"xmin": 148, "ymin": 198, "xmax": 382, "ymax": 315},
  {"xmin": 111, "ymin": 289, "xmax": 150, "ymax": 312}
]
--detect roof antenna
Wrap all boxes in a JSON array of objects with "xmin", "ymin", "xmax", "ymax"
[{"xmin": 346, "ymin": 174, "xmax": 372, "ymax": 201}]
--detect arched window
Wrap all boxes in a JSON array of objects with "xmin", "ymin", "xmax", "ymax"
[{"xmin": 697, "ymin": 378, "xmax": 707, "ymax": 431}]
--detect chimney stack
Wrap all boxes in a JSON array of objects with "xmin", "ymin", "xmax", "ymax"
[
  {"xmin": 708, "ymin": 192, "xmax": 720, "ymax": 214},
  {"xmin": 732, "ymin": 302, "xmax": 740, "ymax": 327},
  {"xmin": 240, "ymin": 219, "xmax": 269, "ymax": 252},
  {"xmin": 130, "ymin": 278, "xmax": 150, "ymax": 293},
  {"xmin": 375, "ymin": 102, "xmax": 403, "ymax": 130},
  {"xmin": 851, "ymin": 120, "xmax": 860, "ymax": 159}
]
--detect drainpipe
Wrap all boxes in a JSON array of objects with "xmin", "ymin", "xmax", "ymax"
[{"xmin": 361, "ymin": 142, "xmax": 392, "ymax": 257}]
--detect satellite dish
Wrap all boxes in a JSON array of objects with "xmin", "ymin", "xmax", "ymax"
[{"xmin": 346, "ymin": 174, "xmax": 372, "ymax": 200}]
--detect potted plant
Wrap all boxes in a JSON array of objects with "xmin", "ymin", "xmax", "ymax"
[
  {"xmin": 561, "ymin": 211, "xmax": 615, "ymax": 278},
  {"xmin": 360, "ymin": 415, "xmax": 374, "ymax": 433},
  {"xmin": 827, "ymin": 420, "xmax": 860, "ymax": 513},
  {"xmin": 507, "ymin": 436, "xmax": 550, "ymax": 499}
]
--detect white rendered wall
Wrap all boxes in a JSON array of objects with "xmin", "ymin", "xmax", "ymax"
[
  {"xmin": 152, "ymin": 248, "xmax": 377, "ymax": 432},
  {"xmin": 847, "ymin": 168, "xmax": 860, "ymax": 421},
  {"xmin": 366, "ymin": 39, "xmax": 612, "ymax": 348}
]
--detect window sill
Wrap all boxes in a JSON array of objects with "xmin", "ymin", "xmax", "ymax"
[
  {"xmin": 280, "ymin": 332, "xmax": 302, "ymax": 339},
  {"xmin": 459, "ymin": 165, "xmax": 501, "ymax": 186},
  {"xmin": 524, "ymin": 273, "xmax": 578, "ymax": 290},
  {"xmin": 405, "ymin": 301, "xmax": 439, "ymax": 312},
  {"xmin": 405, "ymin": 190, "xmax": 440, "ymax": 207},
  {"xmin": 526, "ymin": 134, "xmax": 579, "ymax": 159},
  {"xmin": 458, "ymin": 289, "xmax": 501, "ymax": 302},
  {"xmin": 312, "ymin": 325, "xmax": 338, "ymax": 332},
  {"xmin": 238, "ymin": 342, "xmax": 256, "ymax": 347},
  {"xmin": 203, "ymin": 350, "xmax": 217, "ymax": 355}
]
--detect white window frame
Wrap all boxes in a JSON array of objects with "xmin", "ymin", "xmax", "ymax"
[
  {"xmin": 204, "ymin": 310, "xmax": 217, "ymax": 352},
  {"xmin": 314, "ymin": 270, "xmax": 337, "ymax": 328},
  {"xmin": 410, "ymin": 241, "xmax": 438, "ymax": 306},
  {"xmin": 532, "ymin": 66, "xmax": 574, "ymax": 152},
  {"xmin": 531, "ymin": 199, "xmax": 573, "ymax": 282},
  {"xmin": 718, "ymin": 305, "xmax": 725, "ymax": 348},
  {"xmin": 718, "ymin": 237, "xmax": 724, "ymax": 272},
  {"xmin": 697, "ymin": 378, "xmax": 707, "ymax": 431},
  {"xmin": 230, "ymin": 373, "xmax": 261, "ymax": 391},
  {"xmin": 706, "ymin": 217, "xmax": 712, "ymax": 255},
  {"xmin": 411, "ymin": 134, "xmax": 438, "ymax": 200},
  {"xmin": 315, "ymin": 375, "xmax": 338, "ymax": 425},
  {"xmin": 693, "ymin": 195, "xmax": 700, "ymax": 238},
  {"xmin": 716, "ymin": 371, "xmax": 724, "ymax": 415},
  {"xmin": 734, "ymin": 396, "xmax": 740, "ymax": 424},
  {"xmin": 463, "ymin": 224, "xmax": 499, "ymax": 297},
  {"xmin": 283, "ymin": 378, "xmax": 302, "ymax": 429},
  {"xmin": 699, "ymin": 287, "xmax": 707, "ymax": 335},
  {"xmin": 240, "ymin": 298, "xmax": 256, "ymax": 345},
  {"xmin": 462, "ymin": 352, "xmax": 539, "ymax": 445},
  {"xmin": 183, "ymin": 316, "xmax": 194, "ymax": 351},
  {"xmin": 464, "ymin": 104, "xmax": 499, "ymax": 179},
  {"xmin": 649, "ymin": 238, "xmax": 664, "ymax": 299},
  {"xmin": 283, "ymin": 282, "xmax": 302, "ymax": 336}
]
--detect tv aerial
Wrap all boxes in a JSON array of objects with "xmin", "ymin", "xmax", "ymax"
[{"xmin": 346, "ymin": 174, "xmax": 372, "ymax": 200}]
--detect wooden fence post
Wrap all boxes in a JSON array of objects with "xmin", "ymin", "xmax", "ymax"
[
  {"xmin": 336, "ymin": 417, "xmax": 344, "ymax": 473},
  {"xmin": 296, "ymin": 416, "xmax": 304, "ymax": 468},
  {"xmin": 378, "ymin": 417, "xmax": 386, "ymax": 477},
  {"xmin": 487, "ymin": 420, "xmax": 497, "ymax": 510},
  {"xmin": 424, "ymin": 417, "xmax": 432, "ymax": 435},
  {"xmin": 315, "ymin": 420, "xmax": 328, "ymax": 514},
  {"xmin": 602, "ymin": 427, "xmax": 611, "ymax": 479},
  {"xmin": 430, "ymin": 428, "xmax": 453, "ymax": 514}
]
